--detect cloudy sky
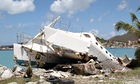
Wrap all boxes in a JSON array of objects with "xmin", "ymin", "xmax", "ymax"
[{"xmin": 0, "ymin": 0, "xmax": 140, "ymax": 45}]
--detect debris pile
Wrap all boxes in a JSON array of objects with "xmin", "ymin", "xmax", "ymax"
[{"xmin": 0, "ymin": 57, "xmax": 133, "ymax": 83}]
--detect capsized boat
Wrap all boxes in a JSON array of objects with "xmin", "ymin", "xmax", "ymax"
[{"xmin": 13, "ymin": 16, "xmax": 117, "ymax": 69}]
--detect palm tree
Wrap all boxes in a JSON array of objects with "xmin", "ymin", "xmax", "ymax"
[
  {"xmin": 115, "ymin": 7, "xmax": 140, "ymax": 67},
  {"xmin": 115, "ymin": 13, "xmax": 140, "ymax": 38}
]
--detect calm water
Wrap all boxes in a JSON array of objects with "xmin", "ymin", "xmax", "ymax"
[
  {"xmin": 0, "ymin": 48, "xmax": 136, "ymax": 68},
  {"xmin": 0, "ymin": 50, "xmax": 15, "ymax": 69},
  {"xmin": 107, "ymin": 48, "xmax": 136, "ymax": 58}
]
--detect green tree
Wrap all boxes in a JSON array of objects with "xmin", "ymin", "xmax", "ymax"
[{"xmin": 115, "ymin": 6, "xmax": 140, "ymax": 67}]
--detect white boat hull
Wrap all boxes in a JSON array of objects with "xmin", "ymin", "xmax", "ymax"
[{"xmin": 13, "ymin": 43, "xmax": 79, "ymax": 68}]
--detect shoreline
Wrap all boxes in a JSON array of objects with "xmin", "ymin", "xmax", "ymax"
[
  {"xmin": 0, "ymin": 49, "xmax": 13, "ymax": 51},
  {"xmin": 106, "ymin": 47, "xmax": 137, "ymax": 49}
]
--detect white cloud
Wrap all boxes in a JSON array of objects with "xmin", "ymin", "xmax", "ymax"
[
  {"xmin": 46, "ymin": 12, "xmax": 56, "ymax": 20},
  {"xmin": 0, "ymin": 0, "xmax": 35, "ymax": 14},
  {"xmin": 42, "ymin": 13, "xmax": 58, "ymax": 28},
  {"xmin": 90, "ymin": 29, "xmax": 99, "ymax": 36},
  {"xmin": 113, "ymin": 23, "xmax": 116, "ymax": 27},
  {"xmin": 0, "ymin": 12, "xmax": 4, "ymax": 20},
  {"xmin": 5, "ymin": 25, "xmax": 13, "ymax": 28},
  {"xmin": 117, "ymin": 0, "xmax": 127, "ymax": 11},
  {"xmin": 4, "ymin": 23, "xmax": 31, "ymax": 29},
  {"xmin": 41, "ymin": 21, "xmax": 50, "ymax": 28},
  {"xmin": 97, "ymin": 31, "xmax": 116, "ymax": 40},
  {"xmin": 90, "ymin": 18, "xmax": 94, "ymax": 23},
  {"xmin": 76, "ymin": 18, "xmax": 79, "ymax": 22},
  {"xmin": 17, "ymin": 23, "xmax": 23, "ymax": 28},
  {"xmin": 98, "ymin": 11, "xmax": 110, "ymax": 21},
  {"xmin": 50, "ymin": 0, "xmax": 95, "ymax": 16},
  {"xmin": 98, "ymin": 17, "xmax": 102, "ymax": 21},
  {"xmin": 110, "ymin": 31, "xmax": 116, "ymax": 37}
]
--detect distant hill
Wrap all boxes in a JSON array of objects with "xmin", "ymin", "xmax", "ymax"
[{"xmin": 108, "ymin": 32, "xmax": 139, "ymax": 42}]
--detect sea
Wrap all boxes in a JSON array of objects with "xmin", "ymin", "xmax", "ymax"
[{"xmin": 0, "ymin": 48, "xmax": 136, "ymax": 69}]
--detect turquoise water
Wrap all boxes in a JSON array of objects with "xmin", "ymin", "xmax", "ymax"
[
  {"xmin": 107, "ymin": 48, "xmax": 136, "ymax": 58},
  {"xmin": 0, "ymin": 50, "xmax": 15, "ymax": 69},
  {"xmin": 0, "ymin": 48, "xmax": 136, "ymax": 68}
]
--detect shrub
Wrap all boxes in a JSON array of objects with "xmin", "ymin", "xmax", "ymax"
[
  {"xmin": 25, "ymin": 66, "xmax": 33, "ymax": 78},
  {"xmin": 135, "ymin": 47, "xmax": 140, "ymax": 67}
]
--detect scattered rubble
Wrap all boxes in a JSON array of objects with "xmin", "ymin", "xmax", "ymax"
[{"xmin": 0, "ymin": 57, "xmax": 136, "ymax": 84}]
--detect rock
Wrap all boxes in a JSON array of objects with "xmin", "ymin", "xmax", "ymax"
[
  {"xmin": 33, "ymin": 68, "xmax": 71, "ymax": 78},
  {"xmin": 53, "ymin": 64, "xmax": 72, "ymax": 72},
  {"xmin": 0, "ymin": 67, "xmax": 5, "ymax": 76},
  {"xmin": 0, "ymin": 65, "xmax": 7, "ymax": 76},
  {"xmin": 101, "ymin": 68, "xmax": 112, "ymax": 77},
  {"xmin": 98, "ymin": 80, "xmax": 104, "ymax": 83},
  {"xmin": 12, "ymin": 66, "xmax": 23, "ymax": 72},
  {"xmin": 37, "ymin": 81, "xmax": 51, "ymax": 84},
  {"xmin": 1, "ymin": 69, "xmax": 14, "ymax": 79},
  {"xmin": 100, "ymin": 60, "xmax": 124, "ymax": 72},
  {"xmin": 72, "ymin": 62, "xmax": 96, "ymax": 75},
  {"xmin": 57, "ymin": 71, "xmax": 71, "ymax": 78},
  {"xmin": 12, "ymin": 66, "xmax": 25, "ymax": 77},
  {"xmin": 60, "ymin": 79, "xmax": 74, "ymax": 84},
  {"xmin": 109, "ymin": 77, "xmax": 116, "ymax": 80},
  {"xmin": 49, "ymin": 71, "xmax": 71, "ymax": 78},
  {"xmin": 95, "ymin": 63, "xmax": 102, "ymax": 69},
  {"xmin": 33, "ymin": 69, "xmax": 54, "ymax": 78},
  {"xmin": 8, "ymin": 82, "xmax": 18, "ymax": 84},
  {"xmin": 39, "ymin": 76, "xmax": 45, "ymax": 83},
  {"xmin": 26, "ymin": 82, "xmax": 37, "ymax": 84},
  {"xmin": 0, "ymin": 64, "xmax": 7, "ymax": 69},
  {"xmin": 33, "ymin": 68, "xmax": 47, "ymax": 76},
  {"xmin": 38, "ymin": 76, "xmax": 51, "ymax": 84},
  {"xmin": 91, "ymin": 75, "xmax": 105, "ymax": 80},
  {"xmin": 104, "ymin": 72, "xmax": 110, "ymax": 77},
  {"xmin": 97, "ymin": 75, "xmax": 105, "ymax": 80}
]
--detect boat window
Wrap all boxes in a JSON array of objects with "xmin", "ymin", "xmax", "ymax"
[
  {"xmin": 106, "ymin": 51, "xmax": 108, "ymax": 54},
  {"xmin": 95, "ymin": 42, "xmax": 98, "ymax": 45},
  {"xmin": 84, "ymin": 34, "xmax": 91, "ymax": 38},
  {"xmin": 109, "ymin": 54, "xmax": 112, "ymax": 57},
  {"xmin": 100, "ymin": 46, "xmax": 103, "ymax": 49}
]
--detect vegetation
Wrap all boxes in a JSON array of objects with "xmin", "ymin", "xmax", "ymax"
[
  {"xmin": 115, "ymin": 7, "xmax": 140, "ymax": 38},
  {"xmin": 0, "ymin": 76, "xmax": 39, "ymax": 84},
  {"xmin": 135, "ymin": 47, "xmax": 140, "ymax": 66},
  {"xmin": 70, "ymin": 67, "xmax": 140, "ymax": 84},
  {"xmin": 115, "ymin": 6, "xmax": 140, "ymax": 67},
  {"xmin": 96, "ymin": 36, "xmax": 107, "ymax": 43},
  {"xmin": 25, "ymin": 66, "xmax": 33, "ymax": 78},
  {"xmin": 109, "ymin": 32, "xmax": 138, "ymax": 42}
]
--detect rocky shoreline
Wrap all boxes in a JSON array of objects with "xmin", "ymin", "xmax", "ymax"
[{"xmin": 0, "ymin": 61, "xmax": 140, "ymax": 84}]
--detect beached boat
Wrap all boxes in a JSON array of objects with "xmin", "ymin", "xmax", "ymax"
[{"xmin": 13, "ymin": 16, "xmax": 117, "ymax": 68}]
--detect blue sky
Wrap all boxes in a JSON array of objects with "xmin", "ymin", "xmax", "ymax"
[{"xmin": 0, "ymin": 0, "xmax": 140, "ymax": 45}]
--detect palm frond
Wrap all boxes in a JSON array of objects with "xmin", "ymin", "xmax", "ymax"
[
  {"xmin": 137, "ymin": 6, "xmax": 140, "ymax": 11},
  {"xmin": 115, "ymin": 21, "xmax": 136, "ymax": 32},
  {"xmin": 136, "ymin": 21, "xmax": 140, "ymax": 30},
  {"xmin": 130, "ymin": 12, "xmax": 138, "ymax": 22}
]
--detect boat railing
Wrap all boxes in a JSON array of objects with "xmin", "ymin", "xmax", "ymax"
[
  {"xmin": 16, "ymin": 32, "xmax": 33, "ymax": 44},
  {"xmin": 51, "ymin": 17, "xmax": 71, "ymax": 32}
]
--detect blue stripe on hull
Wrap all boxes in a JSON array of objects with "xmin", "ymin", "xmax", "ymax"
[{"xmin": 16, "ymin": 60, "xmax": 57, "ymax": 69}]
